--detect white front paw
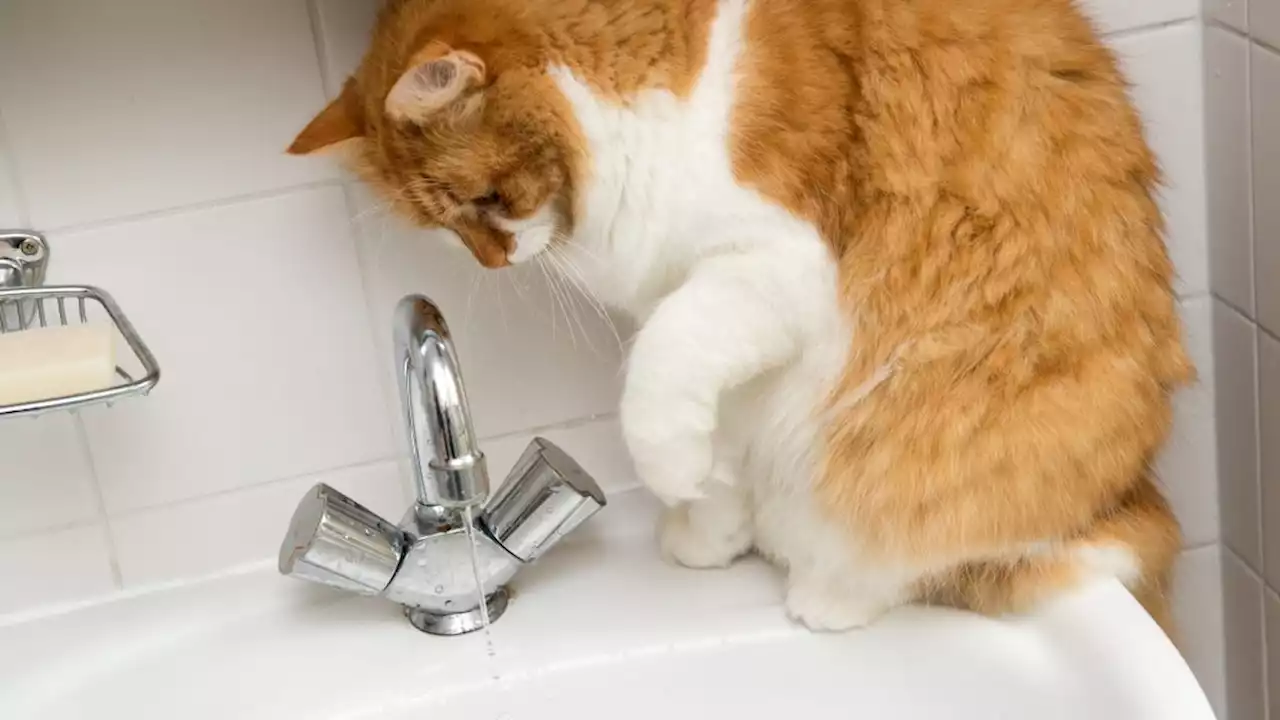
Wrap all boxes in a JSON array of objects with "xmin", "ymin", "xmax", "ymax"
[
  {"xmin": 659, "ymin": 504, "xmax": 751, "ymax": 569},
  {"xmin": 784, "ymin": 578, "xmax": 891, "ymax": 632},
  {"xmin": 621, "ymin": 396, "xmax": 714, "ymax": 506}
]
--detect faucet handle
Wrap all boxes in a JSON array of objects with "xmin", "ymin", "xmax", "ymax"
[
  {"xmin": 279, "ymin": 484, "xmax": 407, "ymax": 595},
  {"xmin": 483, "ymin": 438, "xmax": 607, "ymax": 563}
]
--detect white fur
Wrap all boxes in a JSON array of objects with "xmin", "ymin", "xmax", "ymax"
[
  {"xmin": 500, "ymin": 0, "xmax": 915, "ymax": 630},
  {"xmin": 493, "ymin": 204, "xmax": 557, "ymax": 263},
  {"xmin": 1075, "ymin": 544, "xmax": 1143, "ymax": 588}
]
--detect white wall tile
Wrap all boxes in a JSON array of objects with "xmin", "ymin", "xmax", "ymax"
[
  {"xmin": 1254, "ymin": 44, "xmax": 1280, "ymax": 336},
  {"xmin": 110, "ymin": 460, "xmax": 405, "ymax": 587},
  {"xmin": 1268, "ymin": 587, "xmax": 1280, "ymax": 720},
  {"xmin": 0, "ymin": 415, "xmax": 99, "ymax": 539},
  {"xmin": 0, "ymin": 0, "xmax": 334, "ymax": 229},
  {"xmin": 1205, "ymin": 27, "xmax": 1255, "ymax": 314},
  {"xmin": 1078, "ymin": 0, "xmax": 1197, "ymax": 36},
  {"xmin": 1260, "ymin": 331, "xmax": 1280, "ymax": 586},
  {"xmin": 0, "ymin": 136, "xmax": 22, "ymax": 227},
  {"xmin": 1215, "ymin": 301, "xmax": 1262, "ymax": 569},
  {"xmin": 1173, "ymin": 545, "xmax": 1227, "ymax": 719},
  {"xmin": 1207, "ymin": 0, "xmax": 1250, "ymax": 34},
  {"xmin": 47, "ymin": 187, "xmax": 394, "ymax": 513},
  {"xmin": 1159, "ymin": 299, "xmax": 1219, "ymax": 546},
  {"xmin": 1254, "ymin": 0, "xmax": 1280, "ymax": 52},
  {"xmin": 349, "ymin": 188, "xmax": 625, "ymax": 446},
  {"xmin": 0, "ymin": 524, "xmax": 116, "ymax": 615},
  {"xmin": 312, "ymin": 0, "xmax": 381, "ymax": 98},
  {"xmin": 1112, "ymin": 25, "xmax": 1209, "ymax": 297},
  {"xmin": 1224, "ymin": 550, "xmax": 1267, "ymax": 720},
  {"xmin": 482, "ymin": 416, "xmax": 639, "ymax": 498}
]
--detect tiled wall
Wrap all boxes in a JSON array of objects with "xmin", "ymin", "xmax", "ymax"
[
  {"xmin": 0, "ymin": 0, "xmax": 1221, "ymax": 707},
  {"xmin": 1205, "ymin": 0, "xmax": 1280, "ymax": 717}
]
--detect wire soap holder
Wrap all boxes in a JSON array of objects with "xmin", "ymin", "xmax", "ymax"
[{"xmin": 0, "ymin": 230, "xmax": 160, "ymax": 419}]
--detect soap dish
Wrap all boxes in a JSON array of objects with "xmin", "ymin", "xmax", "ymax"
[{"xmin": 0, "ymin": 285, "xmax": 161, "ymax": 418}]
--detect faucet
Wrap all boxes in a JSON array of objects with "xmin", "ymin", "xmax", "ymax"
[{"xmin": 278, "ymin": 295, "xmax": 607, "ymax": 635}]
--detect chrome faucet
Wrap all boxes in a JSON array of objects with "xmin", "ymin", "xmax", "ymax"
[{"xmin": 278, "ymin": 295, "xmax": 607, "ymax": 635}]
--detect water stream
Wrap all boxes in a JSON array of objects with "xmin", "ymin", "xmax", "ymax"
[{"xmin": 462, "ymin": 506, "xmax": 500, "ymax": 679}]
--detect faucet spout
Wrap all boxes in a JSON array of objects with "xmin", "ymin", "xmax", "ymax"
[
  {"xmin": 395, "ymin": 295, "xmax": 487, "ymax": 509},
  {"xmin": 280, "ymin": 294, "xmax": 607, "ymax": 636}
]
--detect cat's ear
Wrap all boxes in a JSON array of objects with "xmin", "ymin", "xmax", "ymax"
[
  {"xmin": 385, "ymin": 46, "xmax": 486, "ymax": 122},
  {"xmin": 288, "ymin": 79, "xmax": 364, "ymax": 155}
]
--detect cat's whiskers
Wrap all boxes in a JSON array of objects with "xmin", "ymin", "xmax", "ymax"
[
  {"xmin": 547, "ymin": 245, "xmax": 624, "ymax": 356},
  {"xmin": 545, "ymin": 250, "xmax": 595, "ymax": 353}
]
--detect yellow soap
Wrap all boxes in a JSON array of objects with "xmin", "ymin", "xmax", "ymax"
[{"xmin": 0, "ymin": 324, "xmax": 117, "ymax": 406}]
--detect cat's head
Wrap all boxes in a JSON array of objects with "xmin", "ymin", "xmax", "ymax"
[{"xmin": 289, "ymin": 7, "xmax": 580, "ymax": 268}]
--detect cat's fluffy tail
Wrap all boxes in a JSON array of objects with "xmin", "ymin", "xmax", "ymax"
[{"xmin": 921, "ymin": 475, "xmax": 1181, "ymax": 637}]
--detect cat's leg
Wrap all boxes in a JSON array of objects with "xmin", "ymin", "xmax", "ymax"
[
  {"xmin": 784, "ymin": 560, "xmax": 917, "ymax": 631},
  {"xmin": 621, "ymin": 253, "xmax": 800, "ymax": 505},
  {"xmin": 659, "ymin": 459, "xmax": 753, "ymax": 568}
]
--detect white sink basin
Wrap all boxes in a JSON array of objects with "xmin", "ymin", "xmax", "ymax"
[{"xmin": 0, "ymin": 491, "xmax": 1215, "ymax": 720}]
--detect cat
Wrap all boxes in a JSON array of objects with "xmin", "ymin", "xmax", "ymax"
[{"xmin": 290, "ymin": 0, "xmax": 1189, "ymax": 633}]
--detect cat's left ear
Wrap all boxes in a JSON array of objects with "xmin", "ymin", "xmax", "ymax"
[
  {"xmin": 288, "ymin": 79, "xmax": 364, "ymax": 155},
  {"xmin": 385, "ymin": 45, "xmax": 486, "ymax": 123}
]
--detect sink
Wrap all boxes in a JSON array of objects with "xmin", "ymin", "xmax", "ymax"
[{"xmin": 0, "ymin": 490, "xmax": 1215, "ymax": 720}]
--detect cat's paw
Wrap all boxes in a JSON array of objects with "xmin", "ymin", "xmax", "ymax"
[
  {"xmin": 784, "ymin": 579, "xmax": 891, "ymax": 632},
  {"xmin": 659, "ymin": 503, "xmax": 751, "ymax": 569},
  {"xmin": 621, "ymin": 404, "xmax": 714, "ymax": 505}
]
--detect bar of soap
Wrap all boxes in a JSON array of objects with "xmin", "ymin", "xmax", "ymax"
[{"xmin": 0, "ymin": 324, "xmax": 117, "ymax": 406}]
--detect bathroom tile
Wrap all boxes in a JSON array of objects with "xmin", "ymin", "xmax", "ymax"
[
  {"xmin": 311, "ymin": 0, "xmax": 382, "ymax": 98},
  {"xmin": 1173, "ymin": 545, "xmax": 1226, "ymax": 719},
  {"xmin": 1223, "ymin": 550, "xmax": 1267, "ymax": 720},
  {"xmin": 348, "ymin": 186, "xmax": 626, "ymax": 448},
  {"xmin": 1207, "ymin": 0, "xmax": 1250, "ymax": 34},
  {"xmin": 111, "ymin": 460, "xmax": 406, "ymax": 587},
  {"xmin": 48, "ymin": 186, "xmax": 395, "ymax": 513},
  {"xmin": 1204, "ymin": 27, "xmax": 1255, "ymax": 314},
  {"xmin": 1157, "ymin": 299, "xmax": 1219, "ymax": 546},
  {"xmin": 0, "ymin": 0, "xmax": 334, "ymax": 229},
  {"xmin": 1214, "ymin": 301, "xmax": 1262, "ymax": 570},
  {"xmin": 1254, "ymin": 44, "xmax": 1280, "ymax": 336},
  {"xmin": 0, "ymin": 524, "xmax": 117, "ymax": 615},
  {"xmin": 1112, "ymin": 25, "xmax": 1209, "ymax": 297},
  {"xmin": 1078, "ymin": 0, "xmax": 1197, "ymax": 36},
  {"xmin": 1254, "ymin": 0, "xmax": 1280, "ymax": 52},
  {"xmin": 0, "ymin": 139, "xmax": 21, "ymax": 227},
  {"xmin": 483, "ymin": 416, "xmax": 640, "ymax": 497},
  {"xmin": 0, "ymin": 415, "xmax": 100, "ymax": 539},
  {"xmin": 1267, "ymin": 588, "xmax": 1280, "ymax": 720},
  {"xmin": 1260, "ymin": 331, "xmax": 1280, "ymax": 586}
]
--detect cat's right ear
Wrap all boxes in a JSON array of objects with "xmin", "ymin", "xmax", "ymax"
[
  {"xmin": 288, "ymin": 80, "xmax": 364, "ymax": 155},
  {"xmin": 385, "ymin": 46, "xmax": 486, "ymax": 123}
]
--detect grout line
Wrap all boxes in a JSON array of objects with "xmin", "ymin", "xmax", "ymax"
[
  {"xmin": 46, "ymin": 179, "xmax": 343, "ymax": 237},
  {"xmin": 304, "ymin": 0, "xmax": 336, "ymax": 100},
  {"xmin": 480, "ymin": 412, "xmax": 620, "ymax": 444},
  {"xmin": 106, "ymin": 454, "xmax": 400, "ymax": 521},
  {"xmin": 71, "ymin": 413, "xmax": 123, "ymax": 588},
  {"xmin": 0, "ymin": 107, "xmax": 32, "ymax": 227},
  {"xmin": 1101, "ymin": 16, "xmax": 1198, "ymax": 43},
  {"xmin": 1209, "ymin": 18, "xmax": 1280, "ymax": 57},
  {"xmin": 1213, "ymin": 291, "xmax": 1260, "ymax": 325},
  {"xmin": 0, "ymin": 558, "xmax": 277, "ymax": 630}
]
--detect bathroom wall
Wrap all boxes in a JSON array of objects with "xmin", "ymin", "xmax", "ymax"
[
  {"xmin": 0, "ymin": 0, "xmax": 1220, "ymax": 707},
  {"xmin": 1205, "ymin": 0, "xmax": 1280, "ymax": 717}
]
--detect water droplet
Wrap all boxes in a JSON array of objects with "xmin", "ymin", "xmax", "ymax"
[
  {"xmin": 434, "ymin": 584, "xmax": 445, "ymax": 594},
  {"xmin": 445, "ymin": 599, "xmax": 454, "ymax": 607},
  {"xmin": 416, "ymin": 558, "xmax": 427, "ymax": 567}
]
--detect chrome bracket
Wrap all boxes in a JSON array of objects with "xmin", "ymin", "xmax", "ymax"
[{"xmin": 1, "ymin": 231, "xmax": 48, "ymax": 289}]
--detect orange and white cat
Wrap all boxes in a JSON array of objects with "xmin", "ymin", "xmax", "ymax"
[{"xmin": 291, "ymin": 0, "xmax": 1189, "ymax": 632}]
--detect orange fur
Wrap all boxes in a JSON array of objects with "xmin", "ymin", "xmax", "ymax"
[{"xmin": 291, "ymin": 0, "xmax": 1189, "ymax": 631}]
